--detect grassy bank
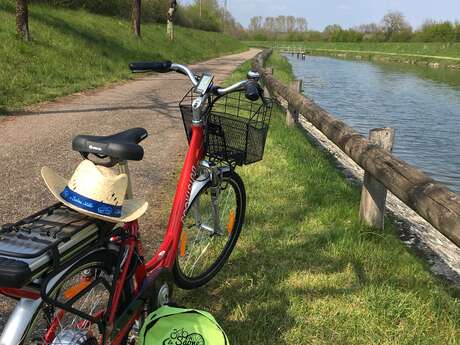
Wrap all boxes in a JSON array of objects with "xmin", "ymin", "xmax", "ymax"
[
  {"xmin": 176, "ymin": 54, "xmax": 460, "ymax": 344},
  {"xmin": 245, "ymin": 41, "xmax": 460, "ymax": 70},
  {"xmin": 245, "ymin": 41, "xmax": 460, "ymax": 59},
  {"xmin": 0, "ymin": 1, "xmax": 244, "ymax": 114}
]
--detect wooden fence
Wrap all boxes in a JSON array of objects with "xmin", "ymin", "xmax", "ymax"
[{"xmin": 252, "ymin": 49, "xmax": 460, "ymax": 249}]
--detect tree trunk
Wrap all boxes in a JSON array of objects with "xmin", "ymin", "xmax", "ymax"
[
  {"xmin": 132, "ymin": 0, "xmax": 141, "ymax": 37},
  {"xmin": 16, "ymin": 0, "xmax": 30, "ymax": 41},
  {"xmin": 166, "ymin": 0, "xmax": 177, "ymax": 40}
]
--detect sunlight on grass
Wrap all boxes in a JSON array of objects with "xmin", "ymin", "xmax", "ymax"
[
  {"xmin": 175, "ymin": 54, "xmax": 460, "ymax": 344},
  {"xmin": 0, "ymin": 0, "xmax": 244, "ymax": 113}
]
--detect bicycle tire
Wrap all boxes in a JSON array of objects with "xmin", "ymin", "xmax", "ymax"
[
  {"xmin": 22, "ymin": 249, "xmax": 129, "ymax": 345},
  {"xmin": 173, "ymin": 170, "xmax": 246, "ymax": 290}
]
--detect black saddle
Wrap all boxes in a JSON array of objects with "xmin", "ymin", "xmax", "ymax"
[{"xmin": 72, "ymin": 128, "xmax": 148, "ymax": 162}]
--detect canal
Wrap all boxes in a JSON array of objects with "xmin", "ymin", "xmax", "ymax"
[{"xmin": 286, "ymin": 54, "xmax": 460, "ymax": 194}]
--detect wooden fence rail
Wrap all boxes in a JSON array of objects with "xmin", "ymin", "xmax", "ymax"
[{"xmin": 252, "ymin": 49, "xmax": 460, "ymax": 248}]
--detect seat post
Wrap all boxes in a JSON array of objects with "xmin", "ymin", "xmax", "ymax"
[{"xmin": 118, "ymin": 161, "xmax": 133, "ymax": 200}]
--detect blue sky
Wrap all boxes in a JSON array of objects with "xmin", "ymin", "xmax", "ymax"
[{"xmin": 181, "ymin": 0, "xmax": 459, "ymax": 30}]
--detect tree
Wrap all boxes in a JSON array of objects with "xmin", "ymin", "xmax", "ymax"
[
  {"xmin": 247, "ymin": 15, "xmax": 307, "ymax": 40},
  {"xmin": 323, "ymin": 24, "xmax": 342, "ymax": 41},
  {"xmin": 456, "ymin": 21, "xmax": 460, "ymax": 42},
  {"xmin": 415, "ymin": 19, "xmax": 456, "ymax": 42},
  {"xmin": 356, "ymin": 23, "xmax": 385, "ymax": 42},
  {"xmin": 382, "ymin": 11, "xmax": 412, "ymax": 41},
  {"xmin": 357, "ymin": 23, "xmax": 381, "ymax": 35},
  {"xmin": 166, "ymin": 0, "xmax": 177, "ymax": 40},
  {"xmin": 274, "ymin": 15, "xmax": 286, "ymax": 33},
  {"xmin": 248, "ymin": 16, "xmax": 263, "ymax": 32},
  {"xmin": 286, "ymin": 16, "xmax": 295, "ymax": 32},
  {"xmin": 132, "ymin": 0, "xmax": 141, "ymax": 37},
  {"xmin": 16, "ymin": 0, "xmax": 30, "ymax": 41},
  {"xmin": 295, "ymin": 17, "xmax": 308, "ymax": 32}
]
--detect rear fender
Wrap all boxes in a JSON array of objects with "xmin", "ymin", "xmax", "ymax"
[{"xmin": 0, "ymin": 245, "xmax": 119, "ymax": 345}]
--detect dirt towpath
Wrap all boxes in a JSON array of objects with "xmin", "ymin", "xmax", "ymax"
[{"xmin": 0, "ymin": 49, "xmax": 258, "ymax": 294}]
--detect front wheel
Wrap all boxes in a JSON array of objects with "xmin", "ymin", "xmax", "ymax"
[{"xmin": 173, "ymin": 170, "xmax": 246, "ymax": 289}]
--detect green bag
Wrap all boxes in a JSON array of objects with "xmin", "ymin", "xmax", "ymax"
[{"xmin": 138, "ymin": 306, "xmax": 230, "ymax": 345}]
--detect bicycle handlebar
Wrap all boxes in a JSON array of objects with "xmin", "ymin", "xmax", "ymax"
[
  {"xmin": 129, "ymin": 61, "xmax": 173, "ymax": 73},
  {"xmin": 129, "ymin": 61, "xmax": 263, "ymax": 100},
  {"xmin": 244, "ymin": 80, "xmax": 262, "ymax": 101},
  {"xmin": 171, "ymin": 63, "xmax": 199, "ymax": 87}
]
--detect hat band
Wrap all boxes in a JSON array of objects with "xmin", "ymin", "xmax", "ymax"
[{"xmin": 61, "ymin": 186, "xmax": 122, "ymax": 218}]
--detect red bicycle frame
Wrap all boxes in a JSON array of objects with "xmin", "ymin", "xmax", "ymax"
[
  {"xmin": 146, "ymin": 123, "xmax": 205, "ymax": 271},
  {"xmin": 0, "ymin": 123, "xmax": 205, "ymax": 345},
  {"xmin": 0, "ymin": 61, "xmax": 258, "ymax": 345},
  {"xmin": 108, "ymin": 122, "xmax": 206, "ymax": 344}
]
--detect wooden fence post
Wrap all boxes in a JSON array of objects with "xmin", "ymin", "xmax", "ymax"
[
  {"xmin": 286, "ymin": 80, "xmax": 302, "ymax": 127},
  {"xmin": 263, "ymin": 67, "xmax": 273, "ymax": 97},
  {"xmin": 359, "ymin": 128, "xmax": 395, "ymax": 229},
  {"xmin": 252, "ymin": 50, "xmax": 460, "ymax": 247}
]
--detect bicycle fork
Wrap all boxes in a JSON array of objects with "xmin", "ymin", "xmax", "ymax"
[
  {"xmin": 209, "ymin": 163, "xmax": 222, "ymax": 235},
  {"xmin": 191, "ymin": 161, "xmax": 223, "ymax": 236}
]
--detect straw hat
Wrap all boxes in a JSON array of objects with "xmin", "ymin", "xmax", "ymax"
[{"xmin": 41, "ymin": 160, "xmax": 148, "ymax": 223}]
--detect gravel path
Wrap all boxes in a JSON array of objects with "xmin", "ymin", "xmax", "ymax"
[{"xmin": 0, "ymin": 48, "xmax": 258, "ymax": 327}]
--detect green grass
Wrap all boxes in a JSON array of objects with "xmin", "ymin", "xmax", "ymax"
[
  {"xmin": 266, "ymin": 52, "xmax": 294, "ymax": 84},
  {"xmin": 175, "ymin": 54, "xmax": 460, "ymax": 344},
  {"xmin": 245, "ymin": 41, "xmax": 460, "ymax": 59},
  {"xmin": 0, "ymin": 1, "xmax": 244, "ymax": 113}
]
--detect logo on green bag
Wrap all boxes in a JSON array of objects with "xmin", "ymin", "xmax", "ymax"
[{"xmin": 162, "ymin": 328, "xmax": 205, "ymax": 345}]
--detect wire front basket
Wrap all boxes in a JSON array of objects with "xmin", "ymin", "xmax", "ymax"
[{"xmin": 179, "ymin": 89, "xmax": 273, "ymax": 166}]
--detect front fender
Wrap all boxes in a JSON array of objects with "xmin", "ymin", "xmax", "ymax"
[
  {"xmin": 186, "ymin": 173, "xmax": 209, "ymax": 215},
  {"xmin": 186, "ymin": 166, "xmax": 230, "ymax": 213}
]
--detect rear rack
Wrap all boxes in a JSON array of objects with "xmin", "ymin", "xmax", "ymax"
[{"xmin": 0, "ymin": 203, "xmax": 97, "ymax": 259}]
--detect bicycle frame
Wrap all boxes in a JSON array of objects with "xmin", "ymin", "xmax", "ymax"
[
  {"xmin": 0, "ymin": 64, "xmax": 259, "ymax": 345},
  {"xmin": 146, "ymin": 123, "xmax": 205, "ymax": 272},
  {"xmin": 106, "ymin": 117, "xmax": 212, "ymax": 345},
  {"xmin": 108, "ymin": 115, "xmax": 208, "ymax": 345},
  {"xmin": 0, "ymin": 123, "xmax": 207, "ymax": 345}
]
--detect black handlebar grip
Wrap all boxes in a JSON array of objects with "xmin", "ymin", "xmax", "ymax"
[
  {"xmin": 245, "ymin": 80, "xmax": 261, "ymax": 101},
  {"xmin": 129, "ymin": 61, "xmax": 172, "ymax": 73}
]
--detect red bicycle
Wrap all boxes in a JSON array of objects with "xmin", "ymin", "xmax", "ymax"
[{"xmin": 0, "ymin": 61, "xmax": 272, "ymax": 345}]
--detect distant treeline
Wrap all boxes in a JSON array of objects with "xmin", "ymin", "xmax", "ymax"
[
  {"xmin": 32, "ymin": 0, "xmax": 244, "ymax": 35},
  {"xmin": 245, "ymin": 12, "xmax": 460, "ymax": 43}
]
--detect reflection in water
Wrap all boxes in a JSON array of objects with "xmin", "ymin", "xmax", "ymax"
[{"xmin": 286, "ymin": 54, "xmax": 460, "ymax": 193}]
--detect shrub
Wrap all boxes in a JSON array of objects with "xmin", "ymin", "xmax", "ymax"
[
  {"xmin": 413, "ymin": 20, "xmax": 457, "ymax": 42},
  {"xmin": 32, "ymin": 0, "xmax": 229, "ymax": 33}
]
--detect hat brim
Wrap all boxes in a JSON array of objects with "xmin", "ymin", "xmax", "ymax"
[{"xmin": 41, "ymin": 166, "xmax": 148, "ymax": 223}]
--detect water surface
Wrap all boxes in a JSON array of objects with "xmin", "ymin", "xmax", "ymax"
[{"xmin": 286, "ymin": 54, "xmax": 460, "ymax": 194}]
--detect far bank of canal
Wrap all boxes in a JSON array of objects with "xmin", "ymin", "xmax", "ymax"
[{"xmin": 286, "ymin": 53, "xmax": 460, "ymax": 194}]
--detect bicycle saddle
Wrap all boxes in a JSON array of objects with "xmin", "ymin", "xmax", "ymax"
[{"xmin": 72, "ymin": 127, "xmax": 148, "ymax": 161}]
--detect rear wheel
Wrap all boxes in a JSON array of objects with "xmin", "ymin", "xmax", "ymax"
[
  {"xmin": 23, "ymin": 250, "xmax": 127, "ymax": 345},
  {"xmin": 173, "ymin": 170, "xmax": 246, "ymax": 289}
]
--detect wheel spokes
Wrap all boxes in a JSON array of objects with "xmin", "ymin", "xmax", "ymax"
[
  {"xmin": 179, "ymin": 180, "xmax": 237, "ymax": 277},
  {"xmin": 35, "ymin": 269, "xmax": 111, "ymax": 345}
]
